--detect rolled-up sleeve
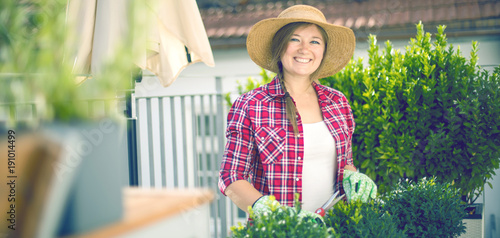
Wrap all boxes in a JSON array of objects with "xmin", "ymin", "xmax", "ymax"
[
  {"xmin": 218, "ymin": 94, "xmax": 256, "ymax": 195},
  {"xmin": 343, "ymin": 95, "xmax": 355, "ymax": 166}
]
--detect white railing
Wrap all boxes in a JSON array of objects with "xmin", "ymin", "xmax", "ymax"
[{"xmin": 134, "ymin": 77, "xmax": 244, "ymax": 238}]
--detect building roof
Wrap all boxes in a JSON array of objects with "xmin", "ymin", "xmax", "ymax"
[{"xmin": 199, "ymin": 0, "xmax": 500, "ymax": 48}]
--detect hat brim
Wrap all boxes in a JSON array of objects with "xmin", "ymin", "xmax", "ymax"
[{"xmin": 247, "ymin": 18, "xmax": 355, "ymax": 79}]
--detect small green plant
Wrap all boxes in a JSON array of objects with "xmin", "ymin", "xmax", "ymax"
[
  {"xmin": 382, "ymin": 177, "xmax": 466, "ymax": 238},
  {"xmin": 230, "ymin": 194, "xmax": 332, "ymax": 238},
  {"xmin": 324, "ymin": 200, "xmax": 406, "ymax": 238}
]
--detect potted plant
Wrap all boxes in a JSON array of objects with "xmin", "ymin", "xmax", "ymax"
[
  {"xmin": 230, "ymin": 195, "xmax": 332, "ymax": 238},
  {"xmin": 382, "ymin": 177, "xmax": 466, "ymax": 238},
  {"xmin": 229, "ymin": 179, "xmax": 467, "ymax": 237},
  {"xmin": 230, "ymin": 194, "xmax": 404, "ymax": 238},
  {"xmin": 324, "ymin": 200, "xmax": 405, "ymax": 238}
]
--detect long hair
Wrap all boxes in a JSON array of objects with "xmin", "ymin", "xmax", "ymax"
[{"xmin": 270, "ymin": 22, "xmax": 328, "ymax": 135}]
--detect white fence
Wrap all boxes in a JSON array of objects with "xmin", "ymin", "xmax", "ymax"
[{"xmin": 134, "ymin": 77, "xmax": 244, "ymax": 238}]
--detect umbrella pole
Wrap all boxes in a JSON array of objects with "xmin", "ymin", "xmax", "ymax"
[{"xmin": 125, "ymin": 69, "xmax": 142, "ymax": 186}]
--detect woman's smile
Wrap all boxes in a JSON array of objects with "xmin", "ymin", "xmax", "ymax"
[{"xmin": 294, "ymin": 57, "xmax": 311, "ymax": 63}]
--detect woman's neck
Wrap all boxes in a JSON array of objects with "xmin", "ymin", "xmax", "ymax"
[{"xmin": 283, "ymin": 76, "xmax": 315, "ymax": 96}]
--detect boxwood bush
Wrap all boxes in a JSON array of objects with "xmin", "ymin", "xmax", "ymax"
[
  {"xmin": 324, "ymin": 200, "xmax": 405, "ymax": 238},
  {"xmin": 230, "ymin": 195, "xmax": 403, "ymax": 238},
  {"xmin": 230, "ymin": 179, "xmax": 463, "ymax": 237},
  {"xmin": 381, "ymin": 177, "xmax": 466, "ymax": 237},
  {"xmin": 320, "ymin": 23, "xmax": 500, "ymax": 203},
  {"xmin": 230, "ymin": 195, "xmax": 333, "ymax": 238}
]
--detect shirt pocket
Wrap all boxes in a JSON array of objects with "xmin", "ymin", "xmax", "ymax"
[{"xmin": 254, "ymin": 126, "xmax": 286, "ymax": 164}]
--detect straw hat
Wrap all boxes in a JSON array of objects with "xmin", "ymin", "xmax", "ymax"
[{"xmin": 246, "ymin": 5, "xmax": 355, "ymax": 79}]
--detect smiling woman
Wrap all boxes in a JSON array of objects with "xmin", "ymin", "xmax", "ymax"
[{"xmin": 218, "ymin": 4, "xmax": 377, "ymax": 228}]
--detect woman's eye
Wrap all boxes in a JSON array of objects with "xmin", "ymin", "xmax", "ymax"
[
  {"xmin": 311, "ymin": 40, "xmax": 321, "ymax": 45},
  {"xmin": 290, "ymin": 38, "xmax": 299, "ymax": 42}
]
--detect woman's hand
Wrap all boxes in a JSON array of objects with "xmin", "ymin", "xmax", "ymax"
[{"xmin": 343, "ymin": 170, "xmax": 377, "ymax": 202}]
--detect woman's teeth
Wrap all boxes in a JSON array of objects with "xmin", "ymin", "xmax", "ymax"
[{"xmin": 295, "ymin": 58, "xmax": 310, "ymax": 63}]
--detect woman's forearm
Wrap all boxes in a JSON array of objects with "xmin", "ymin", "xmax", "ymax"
[
  {"xmin": 344, "ymin": 164, "xmax": 357, "ymax": 172},
  {"xmin": 225, "ymin": 180, "xmax": 263, "ymax": 213}
]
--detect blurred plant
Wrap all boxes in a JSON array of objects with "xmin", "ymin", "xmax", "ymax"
[
  {"xmin": 0, "ymin": 0, "xmax": 150, "ymax": 127},
  {"xmin": 381, "ymin": 177, "xmax": 466, "ymax": 238},
  {"xmin": 225, "ymin": 68, "xmax": 274, "ymax": 108}
]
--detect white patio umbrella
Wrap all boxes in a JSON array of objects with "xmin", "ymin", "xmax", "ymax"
[{"xmin": 66, "ymin": 0, "xmax": 215, "ymax": 87}]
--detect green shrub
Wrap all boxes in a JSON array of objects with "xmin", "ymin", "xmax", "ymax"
[
  {"xmin": 230, "ymin": 195, "xmax": 332, "ymax": 238},
  {"xmin": 230, "ymin": 179, "xmax": 465, "ymax": 237},
  {"xmin": 230, "ymin": 194, "xmax": 403, "ymax": 238},
  {"xmin": 382, "ymin": 177, "xmax": 466, "ymax": 238},
  {"xmin": 320, "ymin": 23, "xmax": 500, "ymax": 203},
  {"xmin": 324, "ymin": 200, "xmax": 406, "ymax": 238},
  {"xmin": 230, "ymin": 209, "xmax": 332, "ymax": 238}
]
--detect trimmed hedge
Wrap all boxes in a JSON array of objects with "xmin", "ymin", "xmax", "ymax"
[
  {"xmin": 320, "ymin": 23, "xmax": 500, "ymax": 203},
  {"xmin": 325, "ymin": 200, "xmax": 405, "ymax": 238},
  {"xmin": 230, "ymin": 179, "xmax": 465, "ymax": 237},
  {"xmin": 382, "ymin": 177, "xmax": 466, "ymax": 237}
]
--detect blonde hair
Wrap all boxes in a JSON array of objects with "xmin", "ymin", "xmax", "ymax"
[{"xmin": 270, "ymin": 22, "xmax": 328, "ymax": 135}]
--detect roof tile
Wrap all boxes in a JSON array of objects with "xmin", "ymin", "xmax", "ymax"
[
  {"xmin": 434, "ymin": 5, "xmax": 457, "ymax": 21},
  {"xmin": 200, "ymin": 0, "xmax": 500, "ymax": 40},
  {"xmin": 411, "ymin": 8, "xmax": 434, "ymax": 23}
]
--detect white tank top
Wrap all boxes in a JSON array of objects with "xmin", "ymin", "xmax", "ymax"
[{"xmin": 301, "ymin": 121, "xmax": 337, "ymax": 212}]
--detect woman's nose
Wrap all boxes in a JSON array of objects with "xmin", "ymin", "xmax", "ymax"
[{"xmin": 298, "ymin": 42, "xmax": 309, "ymax": 52}]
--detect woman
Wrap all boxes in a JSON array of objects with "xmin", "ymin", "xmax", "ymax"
[{"xmin": 218, "ymin": 5, "xmax": 376, "ymax": 219}]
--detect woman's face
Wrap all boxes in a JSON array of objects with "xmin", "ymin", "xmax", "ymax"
[{"xmin": 281, "ymin": 24, "xmax": 325, "ymax": 80}]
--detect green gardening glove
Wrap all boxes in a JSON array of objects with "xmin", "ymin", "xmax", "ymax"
[
  {"xmin": 250, "ymin": 195, "xmax": 324, "ymax": 225},
  {"xmin": 343, "ymin": 170, "xmax": 377, "ymax": 202}
]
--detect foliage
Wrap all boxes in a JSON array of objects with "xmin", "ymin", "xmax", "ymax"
[
  {"xmin": 324, "ymin": 200, "xmax": 406, "ymax": 238},
  {"xmin": 0, "ymin": 0, "xmax": 149, "ymax": 127},
  {"xmin": 225, "ymin": 68, "xmax": 274, "ymax": 108},
  {"xmin": 320, "ymin": 22, "xmax": 500, "ymax": 203},
  {"xmin": 230, "ymin": 194, "xmax": 333, "ymax": 238},
  {"xmin": 382, "ymin": 177, "xmax": 466, "ymax": 238},
  {"xmin": 231, "ymin": 178, "xmax": 465, "ymax": 237}
]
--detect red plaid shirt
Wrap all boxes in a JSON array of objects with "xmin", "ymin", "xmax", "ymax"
[{"xmin": 218, "ymin": 76, "xmax": 355, "ymax": 207}]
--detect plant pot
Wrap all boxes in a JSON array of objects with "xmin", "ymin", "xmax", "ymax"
[
  {"xmin": 0, "ymin": 119, "xmax": 129, "ymax": 237},
  {"xmin": 459, "ymin": 203, "xmax": 484, "ymax": 238}
]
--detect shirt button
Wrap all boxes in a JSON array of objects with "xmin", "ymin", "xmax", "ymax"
[
  {"xmin": 261, "ymin": 137, "xmax": 265, "ymax": 141},
  {"xmin": 298, "ymin": 157, "xmax": 302, "ymax": 160},
  {"xmin": 295, "ymin": 178, "xmax": 300, "ymax": 181}
]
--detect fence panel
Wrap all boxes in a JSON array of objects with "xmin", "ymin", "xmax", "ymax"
[{"xmin": 134, "ymin": 84, "xmax": 243, "ymax": 237}]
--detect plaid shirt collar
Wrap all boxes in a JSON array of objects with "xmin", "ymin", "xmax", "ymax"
[{"xmin": 267, "ymin": 76, "xmax": 334, "ymax": 105}]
